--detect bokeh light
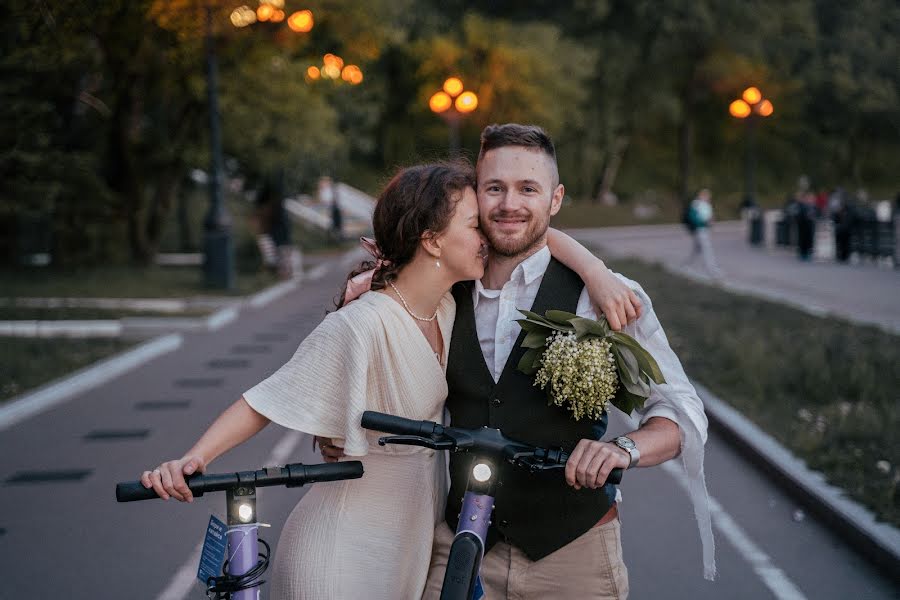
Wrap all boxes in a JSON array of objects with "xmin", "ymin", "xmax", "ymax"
[
  {"xmin": 455, "ymin": 91, "xmax": 478, "ymax": 113},
  {"xmin": 742, "ymin": 87, "xmax": 762, "ymax": 105},
  {"xmin": 443, "ymin": 77, "xmax": 464, "ymax": 97},
  {"xmin": 758, "ymin": 99, "xmax": 774, "ymax": 117},
  {"xmin": 230, "ymin": 6, "xmax": 257, "ymax": 27},
  {"xmin": 729, "ymin": 99, "xmax": 751, "ymax": 118},
  {"xmin": 429, "ymin": 91, "xmax": 452, "ymax": 113},
  {"xmin": 287, "ymin": 10, "xmax": 314, "ymax": 32}
]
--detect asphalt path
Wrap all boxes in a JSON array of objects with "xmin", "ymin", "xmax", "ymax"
[
  {"xmin": 568, "ymin": 221, "xmax": 900, "ymax": 334},
  {"xmin": 0, "ymin": 249, "xmax": 896, "ymax": 599}
]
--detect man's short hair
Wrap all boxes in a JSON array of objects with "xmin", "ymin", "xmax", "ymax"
[{"xmin": 478, "ymin": 123, "xmax": 556, "ymax": 163}]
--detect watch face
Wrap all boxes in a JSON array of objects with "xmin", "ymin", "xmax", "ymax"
[{"xmin": 616, "ymin": 436, "xmax": 636, "ymax": 450}]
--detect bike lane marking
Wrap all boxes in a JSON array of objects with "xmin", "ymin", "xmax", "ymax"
[{"xmin": 154, "ymin": 430, "xmax": 305, "ymax": 600}]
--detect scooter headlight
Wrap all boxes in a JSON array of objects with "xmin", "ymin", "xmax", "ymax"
[
  {"xmin": 238, "ymin": 503, "xmax": 255, "ymax": 523},
  {"xmin": 472, "ymin": 463, "xmax": 492, "ymax": 482}
]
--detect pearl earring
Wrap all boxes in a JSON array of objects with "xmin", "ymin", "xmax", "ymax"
[{"xmin": 436, "ymin": 260, "xmax": 441, "ymax": 268}]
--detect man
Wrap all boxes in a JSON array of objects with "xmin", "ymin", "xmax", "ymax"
[{"xmin": 421, "ymin": 124, "xmax": 712, "ymax": 598}]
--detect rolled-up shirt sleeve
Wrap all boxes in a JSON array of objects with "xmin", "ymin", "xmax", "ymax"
[{"xmin": 576, "ymin": 275, "xmax": 709, "ymax": 447}]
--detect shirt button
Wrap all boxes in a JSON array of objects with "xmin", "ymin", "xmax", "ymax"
[
  {"xmin": 491, "ymin": 398, "xmax": 502, "ymax": 407},
  {"xmin": 500, "ymin": 519, "xmax": 509, "ymax": 528}
]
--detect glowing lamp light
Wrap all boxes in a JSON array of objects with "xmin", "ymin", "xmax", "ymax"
[
  {"xmin": 322, "ymin": 64, "xmax": 341, "ymax": 79},
  {"xmin": 472, "ymin": 463, "xmax": 492, "ymax": 482},
  {"xmin": 323, "ymin": 54, "xmax": 344, "ymax": 70},
  {"xmin": 757, "ymin": 99, "xmax": 774, "ymax": 117},
  {"xmin": 261, "ymin": 0, "xmax": 285, "ymax": 8},
  {"xmin": 307, "ymin": 66, "xmax": 321, "ymax": 80},
  {"xmin": 455, "ymin": 91, "xmax": 478, "ymax": 113},
  {"xmin": 230, "ymin": 6, "xmax": 257, "ymax": 27},
  {"xmin": 443, "ymin": 77, "xmax": 464, "ymax": 98},
  {"xmin": 270, "ymin": 9, "xmax": 285, "ymax": 22},
  {"xmin": 742, "ymin": 87, "xmax": 762, "ymax": 105},
  {"xmin": 729, "ymin": 99, "xmax": 751, "ymax": 119},
  {"xmin": 429, "ymin": 91, "xmax": 452, "ymax": 113},
  {"xmin": 288, "ymin": 10, "xmax": 314, "ymax": 32},
  {"xmin": 256, "ymin": 3, "xmax": 274, "ymax": 21}
]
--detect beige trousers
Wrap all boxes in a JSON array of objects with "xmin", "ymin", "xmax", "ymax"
[{"xmin": 422, "ymin": 518, "xmax": 629, "ymax": 599}]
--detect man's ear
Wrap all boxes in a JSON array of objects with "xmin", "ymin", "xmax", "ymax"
[{"xmin": 549, "ymin": 184, "xmax": 565, "ymax": 217}]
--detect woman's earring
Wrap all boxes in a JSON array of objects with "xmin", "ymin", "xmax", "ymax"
[{"xmin": 436, "ymin": 260, "xmax": 441, "ymax": 268}]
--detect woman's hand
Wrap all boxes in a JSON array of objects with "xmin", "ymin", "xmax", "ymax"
[
  {"xmin": 141, "ymin": 456, "xmax": 207, "ymax": 502},
  {"xmin": 585, "ymin": 268, "xmax": 642, "ymax": 331},
  {"xmin": 314, "ymin": 436, "xmax": 345, "ymax": 463}
]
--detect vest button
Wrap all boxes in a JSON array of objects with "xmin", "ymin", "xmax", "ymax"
[
  {"xmin": 491, "ymin": 398, "xmax": 502, "ymax": 407},
  {"xmin": 500, "ymin": 519, "xmax": 509, "ymax": 528}
]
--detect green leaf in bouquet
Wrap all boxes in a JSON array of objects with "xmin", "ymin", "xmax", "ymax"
[
  {"xmin": 612, "ymin": 387, "xmax": 647, "ymax": 415},
  {"xmin": 610, "ymin": 332, "xmax": 666, "ymax": 384},
  {"xmin": 545, "ymin": 309, "xmax": 578, "ymax": 325},
  {"xmin": 570, "ymin": 317, "xmax": 608, "ymax": 340},
  {"xmin": 517, "ymin": 310, "xmax": 571, "ymax": 332},
  {"xmin": 518, "ymin": 347, "xmax": 544, "ymax": 375},
  {"xmin": 522, "ymin": 329, "xmax": 550, "ymax": 349},
  {"xmin": 612, "ymin": 344, "xmax": 640, "ymax": 383}
]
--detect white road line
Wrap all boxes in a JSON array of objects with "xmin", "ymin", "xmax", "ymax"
[
  {"xmin": 0, "ymin": 333, "xmax": 183, "ymax": 431},
  {"xmin": 154, "ymin": 430, "xmax": 305, "ymax": 600},
  {"xmin": 659, "ymin": 460, "xmax": 808, "ymax": 600}
]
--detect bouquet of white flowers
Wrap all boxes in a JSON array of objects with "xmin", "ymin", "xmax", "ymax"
[{"xmin": 516, "ymin": 309, "xmax": 666, "ymax": 420}]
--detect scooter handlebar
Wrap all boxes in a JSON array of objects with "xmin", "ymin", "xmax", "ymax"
[
  {"xmin": 116, "ymin": 461, "xmax": 365, "ymax": 503},
  {"xmin": 360, "ymin": 411, "xmax": 440, "ymax": 437}
]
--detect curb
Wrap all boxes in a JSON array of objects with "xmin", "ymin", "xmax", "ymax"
[
  {"xmin": 0, "ymin": 333, "xmax": 183, "ymax": 431},
  {"xmin": 696, "ymin": 381, "xmax": 900, "ymax": 580}
]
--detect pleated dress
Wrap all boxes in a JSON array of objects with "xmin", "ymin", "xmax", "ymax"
[{"xmin": 242, "ymin": 290, "xmax": 455, "ymax": 600}]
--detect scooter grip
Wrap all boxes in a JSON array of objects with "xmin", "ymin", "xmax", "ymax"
[
  {"xmin": 296, "ymin": 461, "xmax": 364, "ymax": 483},
  {"xmin": 360, "ymin": 411, "xmax": 436, "ymax": 436},
  {"xmin": 607, "ymin": 467, "xmax": 624, "ymax": 485},
  {"xmin": 116, "ymin": 480, "xmax": 162, "ymax": 502}
]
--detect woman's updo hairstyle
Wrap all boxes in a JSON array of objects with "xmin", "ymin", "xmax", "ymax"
[{"xmin": 337, "ymin": 160, "xmax": 475, "ymax": 307}]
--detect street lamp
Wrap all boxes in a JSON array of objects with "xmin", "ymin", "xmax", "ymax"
[
  {"xmin": 199, "ymin": 2, "xmax": 313, "ymax": 290},
  {"xmin": 306, "ymin": 53, "xmax": 363, "ymax": 85},
  {"xmin": 428, "ymin": 77, "xmax": 478, "ymax": 155},
  {"xmin": 729, "ymin": 86, "xmax": 774, "ymax": 209}
]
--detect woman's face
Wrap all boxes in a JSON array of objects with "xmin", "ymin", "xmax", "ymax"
[{"xmin": 435, "ymin": 187, "xmax": 487, "ymax": 283}]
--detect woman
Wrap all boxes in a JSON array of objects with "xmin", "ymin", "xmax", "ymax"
[{"xmin": 141, "ymin": 161, "xmax": 637, "ymax": 599}]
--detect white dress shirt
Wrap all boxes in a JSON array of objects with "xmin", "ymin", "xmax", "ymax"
[{"xmin": 473, "ymin": 245, "xmax": 716, "ymax": 579}]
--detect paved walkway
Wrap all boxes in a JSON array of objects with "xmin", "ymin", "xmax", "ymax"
[{"xmin": 568, "ymin": 222, "xmax": 900, "ymax": 335}]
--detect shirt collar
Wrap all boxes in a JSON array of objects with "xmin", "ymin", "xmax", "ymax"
[{"xmin": 473, "ymin": 246, "xmax": 551, "ymax": 308}]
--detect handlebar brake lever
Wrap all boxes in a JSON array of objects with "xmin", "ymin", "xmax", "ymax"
[{"xmin": 377, "ymin": 435, "xmax": 454, "ymax": 450}]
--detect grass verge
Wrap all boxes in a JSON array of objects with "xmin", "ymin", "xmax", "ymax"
[
  {"xmin": 1, "ymin": 337, "xmax": 136, "ymax": 401},
  {"xmin": 606, "ymin": 257, "xmax": 900, "ymax": 526}
]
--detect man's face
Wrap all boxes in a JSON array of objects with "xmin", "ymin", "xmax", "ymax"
[{"xmin": 476, "ymin": 146, "xmax": 564, "ymax": 258}]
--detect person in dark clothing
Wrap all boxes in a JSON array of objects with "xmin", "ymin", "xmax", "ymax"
[{"xmin": 796, "ymin": 192, "xmax": 817, "ymax": 261}]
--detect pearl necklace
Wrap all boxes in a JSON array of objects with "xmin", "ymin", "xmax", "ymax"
[{"xmin": 388, "ymin": 281, "xmax": 438, "ymax": 322}]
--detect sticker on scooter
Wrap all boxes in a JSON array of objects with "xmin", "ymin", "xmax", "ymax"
[{"xmin": 198, "ymin": 515, "xmax": 228, "ymax": 584}]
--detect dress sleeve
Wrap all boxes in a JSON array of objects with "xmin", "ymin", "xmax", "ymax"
[{"xmin": 242, "ymin": 310, "xmax": 373, "ymax": 456}]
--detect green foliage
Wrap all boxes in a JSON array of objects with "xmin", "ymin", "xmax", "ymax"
[{"xmin": 2, "ymin": 0, "xmax": 897, "ymax": 266}]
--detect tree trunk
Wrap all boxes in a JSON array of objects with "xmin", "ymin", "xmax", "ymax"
[
  {"xmin": 677, "ymin": 84, "xmax": 696, "ymax": 207},
  {"xmin": 597, "ymin": 135, "xmax": 630, "ymax": 203}
]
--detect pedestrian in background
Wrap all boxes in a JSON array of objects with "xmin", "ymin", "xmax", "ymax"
[
  {"xmin": 683, "ymin": 188, "xmax": 723, "ymax": 278},
  {"xmin": 796, "ymin": 192, "xmax": 817, "ymax": 261}
]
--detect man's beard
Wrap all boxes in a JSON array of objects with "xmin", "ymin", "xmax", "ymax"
[{"xmin": 483, "ymin": 210, "xmax": 550, "ymax": 258}]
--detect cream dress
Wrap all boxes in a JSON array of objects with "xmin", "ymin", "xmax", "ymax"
[{"xmin": 243, "ymin": 290, "xmax": 455, "ymax": 600}]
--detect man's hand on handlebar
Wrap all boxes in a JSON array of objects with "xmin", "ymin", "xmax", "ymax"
[
  {"xmin": 315, "ymin": 436, "xmax": 345, "ymax": 463},
  {"xmin": 565, "ymin": 440, "xmax": 630, "ymax": 490},
  {"xmin": 141, "ymin": 456, "xmax": 207, "ymax": 502}
]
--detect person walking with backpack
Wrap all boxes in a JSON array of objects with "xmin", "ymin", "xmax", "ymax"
[{"xmin": 683, "ymin": 188, "xmax": 723, "ymax": 279}]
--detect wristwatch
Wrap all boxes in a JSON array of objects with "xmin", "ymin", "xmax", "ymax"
[{"xmin": 612, "ymin": 436, "xmax": 640, "ymax": 468}]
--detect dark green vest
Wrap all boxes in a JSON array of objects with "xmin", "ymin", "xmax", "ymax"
[{"xmin": 445, "ymin": 258, "xmax": 615, "ymax": 561}]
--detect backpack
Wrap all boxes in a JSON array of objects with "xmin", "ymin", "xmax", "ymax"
[{"xmin": 682, "ymin": 205, "xmax": 698, "ymax": 232}]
